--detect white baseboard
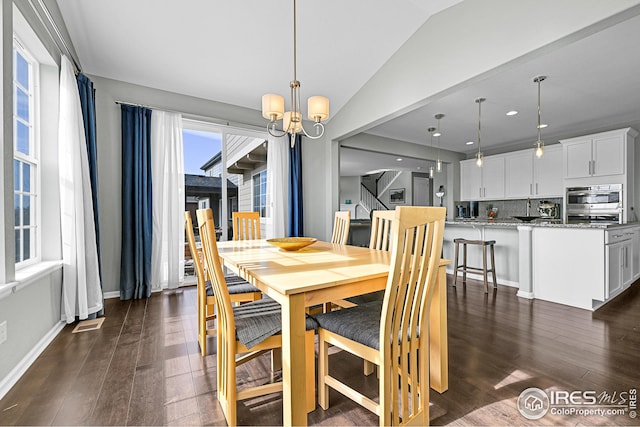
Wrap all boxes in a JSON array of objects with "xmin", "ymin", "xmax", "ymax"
[
  {"xmin": 516, "ymin": 290, "xmax": 535, "ymax": 299},
  {"xmin": 0, "ymin": 320, "xmax": 66, "ymax": 400},
  {"xmin": 103, "ymin": 291, "xmax": 120, "ymax": 299},
  {"xmin": 103, "ymin": 287, "xmax": 164, "ymax": 300}
]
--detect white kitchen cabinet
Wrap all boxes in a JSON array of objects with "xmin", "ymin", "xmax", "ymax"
[
  {"xmin": 505, "ymin": 151, "xmax": 533, "ymax": 198},
  {"xmin": 460, "ymin": 159, "xmax": 482, "ymax": 201},
  {"xmin": 459, "ymin": 156, "xmax": 504, "ymax": 201},
  {"xmin": 533, "ymin": 144, "xmax": 563, "ymax": 197},
  {"xmin": 606, "ymin": 241, "xmax": 624, "ymax": 299},
  {"xmin": 605, "ymin": 228, "xmax": 635, "ymax": 299},
  {"xmin": 632, "ymin": 226, "xmax": 640, "ymax": 280},
  {"xmin": 562, "ymin": 129, "xmax": 630, "ymax": 179},
  {"xmin": 504, "ymin": 144, "xmax": 563, "ymax": 199}
]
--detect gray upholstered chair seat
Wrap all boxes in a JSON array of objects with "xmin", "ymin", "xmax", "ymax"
[
  {"xmin": 346, "ymin": 290, "xmax": 384, "ymax": 306},
  {"xmin": 205, "ymin": 279, "xmax": 260, "ymax": 297},
  {"xmin": 313, "ymin": 301, "xmax": 382, "ymax": 350},
  {"xmin": 233, "ymin": 298, "xmax": 318, "ymax": 349}
]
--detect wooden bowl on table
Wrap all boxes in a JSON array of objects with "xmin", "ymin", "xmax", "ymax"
[{"xmin": 266, "ymin": 237, "xmax": 318, "ymax": 251}]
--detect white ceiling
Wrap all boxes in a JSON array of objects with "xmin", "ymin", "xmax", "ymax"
[
  {"xmin": 56, "ymin": 1, "xmax": 640, "ymax": 176},
  {"xmin": 365, "ymin": 11, "xmax": 640, "ymax": 156},
  {"xmin": 56, "ymin": 0, "xmax": 460, "ymax": 117}
]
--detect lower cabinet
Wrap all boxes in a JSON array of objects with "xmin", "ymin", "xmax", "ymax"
[{"xmin": 605, "ymin": 227, "xmax": 637, "ymax": 299}]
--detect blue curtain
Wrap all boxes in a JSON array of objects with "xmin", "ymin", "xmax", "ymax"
[
  {"xmin": 120, "ymin": 105, "xmax": 153, "ymax": 300},
  {"xmin": 76, "ymin": 72, "xmax": 104, "ymax": 316},
  {"xmin": 288, "ymin": 134, "xmax": 304, "ymax": 236}
]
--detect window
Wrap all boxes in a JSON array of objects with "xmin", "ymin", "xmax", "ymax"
[
  {"xmin": 13, "ymin": 41, "xmax": 38, "ymax": 266},
  {"xmin": 252, "ymin": 169, "xmax": 268, "ymax": 217}
]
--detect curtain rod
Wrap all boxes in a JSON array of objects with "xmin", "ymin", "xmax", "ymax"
[
  {"xmin": 114, "ymin": 100, "xmax": 266, "ymax": 132},
  {"xmin": 29, "ymin": 0, "xmax": 82, "ymax": 73}
]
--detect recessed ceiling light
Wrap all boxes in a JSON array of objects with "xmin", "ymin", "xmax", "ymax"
[
  {"xmin": 466, "ymin": 141, "xmax": 474, "ymax": 145},
  {"xmin": 433, "ymin": 131, "xmax": 441, "ymax": 137},
  {"xmin": 417, "ymin": 166, "xmax": 422, "ymax": 170},
  {"xmin": 506, "ymin": 110, "xmax": 518, "ymax": 116},
  {"xmin": 396, "ymin": 158, "xmax": 403, "ymax": 161},
  {"xmin": 538, "ymin": 124, "xmax": 548, "ymax": 129}
]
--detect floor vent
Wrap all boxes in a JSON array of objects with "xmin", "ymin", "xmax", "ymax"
[{"xmin": 72, "ymin": 317, "xmax": 105, "ymax": 333}]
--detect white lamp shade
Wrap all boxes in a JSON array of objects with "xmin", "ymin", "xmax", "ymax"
[
  {"xmin": 283, "ymin": 111, "xmax": 302, "ymax": 133},
  {"xmin": 262, "ymin": 94, "xmax": 285, "ymax": 120},
  {"xmin": 307, "ymin": 96, "xmax": 329, "ymax": 121}
]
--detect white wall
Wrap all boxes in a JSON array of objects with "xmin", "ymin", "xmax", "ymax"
[{"xmin": 339, "ymin": 176, "xmax": 360, "ymax": 205}]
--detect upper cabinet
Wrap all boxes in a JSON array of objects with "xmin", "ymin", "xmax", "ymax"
[
  {"xmin": 533, "ymin": 144, "xmax": 563, "ymax": 197},
  {"xmin": 504, "ymin": 144, "xmax": 563, "ymax": 199},
  {"xmin": 561, "ymin": 128, "xmax": 636, "ymax": 180},
  {"xmin": 460, "ymin": 156, "xmax": 504, "ymax": 201}
]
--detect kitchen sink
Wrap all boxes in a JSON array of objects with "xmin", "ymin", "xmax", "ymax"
[{"xmin": 512, "ymin": 216, "xmax": 540, "ymax": 222}]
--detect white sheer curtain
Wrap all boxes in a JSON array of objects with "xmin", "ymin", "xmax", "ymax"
[
  {"xmin": 266, "ymin": 134, "xmax": 289, "ymax": 238},
  {"xmin": 58, "ymin": 56, "xmax": 102, "ymax": 323},
  {"xmin": 150, "ymin": 111, "xmax": 185, "ymax": 290}
]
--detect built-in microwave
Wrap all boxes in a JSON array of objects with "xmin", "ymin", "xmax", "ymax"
[{"xmin": 565, "ymin": 184, "xmax": 623, "ymax": 224}]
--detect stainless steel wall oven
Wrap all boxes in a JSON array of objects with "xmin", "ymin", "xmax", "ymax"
[{"xmin": 565, "ymin": 184, "xmax": 623, "ymax": 224}]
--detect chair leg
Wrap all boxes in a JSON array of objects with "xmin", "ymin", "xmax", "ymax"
[
  {"xmin": 482, "ymin": 246, "xmax": 489, "ymax": 293},
  {"xmin": 318, "ymin": 332, "xmax": 330, "ymax": 410},
  {"xmin": 271, "ymin": 348, "xmax": 282, "ymax": 372},
  {"xmin": 363, "ymin": 360, "xmax": 375, "ymax": 376},
  {"xmin": 462, "ymin": 243, "xmax": 467, "ymax": 285},
  {"xmin": 453, "ymin": 241, "xmax": 459, "ymax": 287},
  {"xmin": 490, "ymin": 244, "xmax": 498, "ymax": 289}
]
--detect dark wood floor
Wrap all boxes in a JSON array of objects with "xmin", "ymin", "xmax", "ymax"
[{"xmin": 1, "ymin": 276, "xmax": 639, "ymax": 426}]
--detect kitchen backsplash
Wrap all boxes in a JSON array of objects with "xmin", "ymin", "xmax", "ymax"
[{"xmin": 478, "ymin": 198, "xmax": 563, "ymax": 219}]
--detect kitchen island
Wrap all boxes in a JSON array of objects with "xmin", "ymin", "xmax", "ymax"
[{"xmin": 444, "ymin": 219, "xmax": 640, "ymax": 310}]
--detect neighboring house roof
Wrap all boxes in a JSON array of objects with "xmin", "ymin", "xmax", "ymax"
[
  {"xmin": 184, "ymin": 174, "xmax": 237, "ymax": 191},
  {"xmin": 200, "ymin": 152, "xmax": 221, "ymax": 171}
]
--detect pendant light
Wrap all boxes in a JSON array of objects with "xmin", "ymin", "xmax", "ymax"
[
  {"xmin": 427, "ymin": 127, "xmax": 436, "ymax": 178},
  {"xmin": 434, "ymin": 113, "xmax": 445, "ymax": 172},
  {"xmin": 533, "ymin": 75, "xmax": 547, "ymax": 158},
  {"xmin": 475, "ymin": 98, "xmax": 485, "ymax": 167}
]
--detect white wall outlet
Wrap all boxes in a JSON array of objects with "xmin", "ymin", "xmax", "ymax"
[{"xmin": 0, "ymin": 321, "xmax": 7, "ymax": 345}]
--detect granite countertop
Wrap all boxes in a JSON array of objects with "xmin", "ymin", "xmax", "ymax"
[{"xmin": 446, "ymin": 218, "xmax": 638, "ymax": 229}]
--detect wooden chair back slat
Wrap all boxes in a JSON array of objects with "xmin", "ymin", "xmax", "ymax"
[
  {"xmin": 369, "ymin": 210, "xmax": 395, "ymax": 251},
  {"xmin": 232, "ymin": 211, "xmax": 261, "ymax": 240},
  {"xmin": 331, "ymin": 211, "xmax": 351, "ymax": 245}
]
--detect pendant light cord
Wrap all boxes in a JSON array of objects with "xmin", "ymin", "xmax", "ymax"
[
  {"xmin": 537, "ymin": 78, "xmax": 542, "ymax": 141},
  {"xmin": 292, "ymin": 0, "xmax": 297, "ymax": 82}
]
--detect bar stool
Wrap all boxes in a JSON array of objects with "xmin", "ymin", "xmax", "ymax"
[{"xmin": 453, "ymin": 238, "xmax": 497, "ymax": 293}]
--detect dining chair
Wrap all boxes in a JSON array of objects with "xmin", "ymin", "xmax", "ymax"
[
  {"xmin": 196, "ymin": 208, "xmax": 316, "ymax": 426},
  {"xmin": 369, "ymin": 209, "xmax": 396, "ymax": 251},
  {"xmin": 330, "ymin": 210, "xmax": 351, "ymax": 244},
  {"xmin": 332, "ymin": 209, "xmax": 395, "ymax": 313},
  {"xmin": 232, "ymin": 211, "xmax": 261, "ymax": 240},
  {"xmin": 314, "ymin": 206, "xmax": 446, "ymax": 426},
  {"xmin": 184, "ymin": 211, "xmax": 262, "ymax": 357}
]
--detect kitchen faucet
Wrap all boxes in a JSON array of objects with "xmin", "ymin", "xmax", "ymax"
[{"xmin": 526, "ymin": 198, "xmax": 531, "ymax": 216}]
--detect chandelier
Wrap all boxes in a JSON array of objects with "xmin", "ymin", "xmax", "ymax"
[
  {"xmin": 533, "ymin": 76, "xmax": 547, "ymax": 158},
  {"xmin": 261, "ymin": 0, "xmax": 329, "ymax": 147}
]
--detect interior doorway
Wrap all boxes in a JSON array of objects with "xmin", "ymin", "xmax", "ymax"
[{"xmin": 412, "ymin": 172, "xmax": 432, "ymax": 206}]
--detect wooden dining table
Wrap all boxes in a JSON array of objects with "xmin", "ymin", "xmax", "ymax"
[{"xmin": 216, "ymin": 239, "xmax": 450, "ymax": 426}]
